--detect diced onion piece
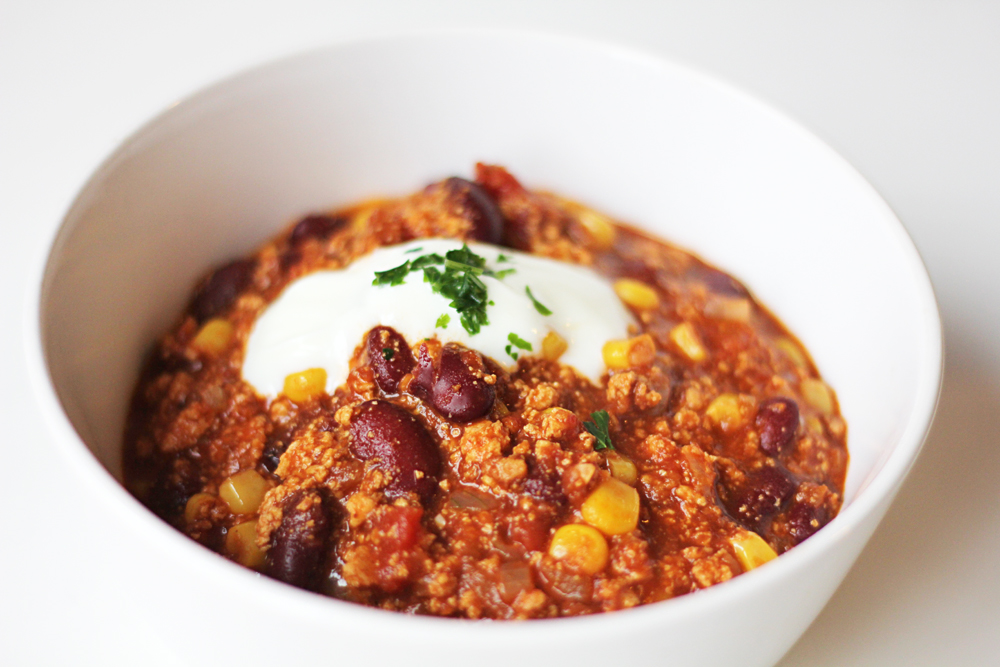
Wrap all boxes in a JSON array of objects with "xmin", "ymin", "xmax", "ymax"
[
  {"xmin": 669, "ymin": 322, "xmax": 707, "ymax": 363},
  {"xmin": 226, "ymin": 520, "xmax": 266, "ymax": 570},
  {"xmin": 730, "ymin": 531, "xmax": 778, "ymax": 571},
  {"xmin": 801, "ymin": 378, "xmax": 834, "ymax": 415},
  {"xmin": 282, "ymin": 367, "xmax": 327, "ymax": 403},
  {"xmin": 704, "ymin": 295, "xmax": 751, "ymax": 323},
  {"xmin": 577, "ymin": 210, "xmax": 616, "ymax": 249},
  {"xmin": 219, "ymin": 470, "xmax": 269, "ymax": 515},
  {"xmin": 775, "ymin": 337, "xmax": 808, "ymax": 368},
  {"xmin": 548, "ymin": 524, "xmax": 609, "ymax": 575},
  {"xmin": 184, "ymin": 492, "xmax": 215, "ymax": 525},
  {"xmin": 705, "ymin": 393, "xmax": 748, "ymax": 435},
  {"xmin": 605, "ymin": 451, "xmax": 638, "ymax": 486},
  {"xmin": 191, "ymin": 318, "xmax": 234, "ymax": 355},
  {"xmin": 497, "ymin": 561, "xmax": 534, "ymax": 603},
  {"xmin": 581, "ymin": 478, "xmax": 640, "ymax": 535},
  {"xmin": 613, "ymin": 279, "xmax": 659, "ymax": 310},
  {"xmin": 541, "ymin": 331, "xmax": 569, "ymax": 361},
  {"xmin": 449, "ymin": 488, "xmax": 499, "ymax": 510}
]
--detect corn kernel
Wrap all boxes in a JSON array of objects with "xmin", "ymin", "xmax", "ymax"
[
  {"xmin": 191, "ymin": 318, "xmax": 234, "ymax": 355},
  {"xmin": 801, "ymin": 378, "xmax": 834, "ymax": 415},
  {"xmin": 577, "ymin": 209, "xmax": 616, "ymax": 249},
  {"xmin": 226, "ymin": 521, "xmax": 266, "ymax": 570},
  {"xmin": 548, "ymin": 524, "xmax": 609, "ymax": 575},
  {"xmin": 282, "ymin": 367, "xmax": 327, "ymax": 403},
  {"xmin": 581, "ymin": 477, "xmax": 640, "ymax": 535},
  {"xmin": 541, "ymin": 331, "xmax": 569, "ymax": 361},
  {"xmin": 219, "ymin": 470, "xmax": 269, "ymax": 515},
  {"xmin": 775, "ymin": 337, "xmax": 808, "ymax": 368},
  {"xmin": 184, "ymin": 492, "xmax": 215, "ymax": 525},
  {"xmin": 614, "ymin": 279, "xmax": 659, "ymax": 310},
  {"xmin": 730, "ymin": 531, "xmax": 778, "ymax": 571},
  {"xmin": 705, "ymin": 393, "xmax": 749, "ymax": 435},
  {"xmin": 605, "ymin": 451, "xmax": 638, "ymax": 486},
  {"xmin": 669, "ymin": 322, "xmax": 707, "ymax": 363},
  {"xmin": 602, "ymin": 334, "xmax": 656, "ymax": 370}
]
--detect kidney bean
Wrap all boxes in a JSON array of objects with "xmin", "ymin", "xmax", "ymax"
[
  {"xmin": 190, "ymin": 259, "xmax": 255, "ymax": 323},
  {"xmin": 444, "ymin": 177, "xmax": 505, "ymax": 245},
  {"xmin": 412, "ymin": 344, "xmax": 495, "ymax": 422},
  {"xmin": 721, "ymin": 466, "xmax": 796, "ymax": 530},
  {"xmin": 756, "ymin": 397, "xmax": 800, "ymax": 457},
  {"xmin": 365, "ymin": 326, "xmax": 415, "ymax": 394},
  {"xmin": 266, "ymin": 490, "xmax": 332, "ymax": 590},
  {"xmin": 350, "ymin": 400, "xmax": 440, "ymax": 501},
  {"xmin": 785, "ymin": 498, "xmax": 830, "ymax": 545},
  {"xmin": 290, "ymin": 213, "xmax": 347, "ymax": 246}
]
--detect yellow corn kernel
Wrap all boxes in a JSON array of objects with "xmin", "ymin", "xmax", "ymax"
[
  {"xmin": 605, "ymin": 451, "xmax": 638, "ymax": 486},
  {"xmin": 282, "ymin": 367, "xmax": 328, "ymax": 403},
  {"xmin": 219, "ymin": 470, "xmax": 269, "ymax": 515},
  {"xmin": 602, "ymin": 334, "xmax": 656, "ymax": 370},
  {"xmin": 184, "ymin": 492, "xmax": 215, "ymax": 525},
  {"xmin": 705, "ymin": 393, "xmax": 748, "ymax": 435},
  {"xmin": 801, "ymin": 378, "xmax": 834, "ymax": 415},
  {"xmin": 775, "ymin": 337, "xmax": 808, "ymax": 368},
  {"xmin": 731, "ymin": 531, "xmax": 778, "ymax": 571},
  {"xmin": 548, "ymin": 524, "xmax": 609, "ymax": 575},
  {"xmin": 669, "ymin": 322, "xmax": 707, "ymax": 363},
  {"xmin": 704, "ymin": 296, "xmax": 751, "ymax": 323},
  {"xmin": 226, "ymin": 521, "xmax": 266, "ymax": 570},
  {"xmin": 613, "ymin": 279, "xmax": 659, "ymax": 310},
  {"xmin": 577, "ymin": 209, "xmax": 616, "ymax": 249},
  {"xmin": 581, "ymin": 477, "xmax": 640, "ymax": 535},
  {"xmin": 541, "ymin": 331, "xmax": 569, "ymax": 361},
  {"xmin": 191, "ymin": 318, "xmax": 234, "ymax": 355}
]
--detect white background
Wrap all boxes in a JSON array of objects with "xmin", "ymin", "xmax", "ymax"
[{"xmin": 2, "ymin": 1, "xmax": 998, "ymax": 665}]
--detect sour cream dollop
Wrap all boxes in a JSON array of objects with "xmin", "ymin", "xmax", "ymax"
[{"xmin": 242, "ymin": 239, "xmax": 634, "ymax": 397}]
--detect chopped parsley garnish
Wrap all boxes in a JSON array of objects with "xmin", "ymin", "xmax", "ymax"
[
  {"xmin": 436, "ymin": 313, "xmax": 450, "ymax": 329},
  {"xmin": 382, "ymin": 347, "xmax": 395, "ymax": 361},
  {"xmin": 525, "ymin": 286, "xmax": 552, "ymax": 316},
  {"xmin": 505, "ymin": 332, "xmax": 532, "ymax": 360},
  {"xmin": 584, "ymin": 410, "xmax": 614, "ymax": 451},
  {"xmin": 497, "ymin": 253, "xmax": 511, "ymax": 262},
  {"xmin": 493, "ymin": 268, "xmax": 516, "ymax": 279},
  {"xmin": 404, "ymin": 246, "xmax": 424, "ymax": 254},
  {"xmin": 373, "ymin": 244, "xmax": 511, "ymax": 336}
]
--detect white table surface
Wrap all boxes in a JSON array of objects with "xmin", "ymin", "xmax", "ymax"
[{"xmin": 2, "ymin": 1, "xmax": 998, "ymax": 665}]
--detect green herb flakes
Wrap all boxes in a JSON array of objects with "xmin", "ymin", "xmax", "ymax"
[
  {"xmin": 525, "ymin": 286, "xmax": 553, "ymax": 316},
  {"xmin": 584, "ymin": 410, "xmax": 614, "ymax": 451}
]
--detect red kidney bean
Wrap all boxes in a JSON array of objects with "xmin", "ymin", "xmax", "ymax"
[
  {"xmin": 266, "ymin": 490, "xmax": 332, "ymax": 590},
  {"xmin": 350, "ymin": 400, "xmax": 440, "ymax": 502},
  {"xmin": 785, "ymin": 499, "xmax": 830, "ymax": 545},
  {"xmin": 190, "ymin": 259, "xmax": 255, "ymax": 323},
  {"xmin": 721, "ymin": 465, "xmax": 796, "ymax": 530},
  {"xmin": 444, "ymin": 177, "xmax": 505, "ymax": 245},
  {"xmin": 365, "ymin": 326, "xmax": 414, "ymax": 394},
  {"xmin": 412, "ymin": 343, "xmax": 495, "ymax": 422},
  {"xmin": 756, "ymin": 397, "xmax": 800, "ymax": 457},
  {"xmin": 290, "ymin": 213, "xmax": 347, "ymax": 246}
]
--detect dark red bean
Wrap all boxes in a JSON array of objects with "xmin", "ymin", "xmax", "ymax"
[
  {"xmin": 444, "ymin": 177, "xmax": 505, "ymax": 245},
  {"xmin": 190, "ymin": 259, "xmax": 255, "ymax": 323},
  {"xmin": 785, "ymin": 499, "xmax": 830, "ymax": 546},
  {"xmin": 721, "ymin": 466, "xmax": 796, "ymax": 530},
  {"xmin": 756, "ymin": 397, "xmax": 800, "ymax": 457},
  {"xmin": 365, "ymin": 326, "xmax": 415, "ymax": 394},
  {"xmin": 350, "ymin": 400, "xmax": 440, "ymax": 501},
  {"xmin": 688, "ymin": 263, "xmax": 749, "ymax": 298},
  {"xmin": 412, "ymin": 344, "xmax": 496, "ymax": 422},
  {"xmin": 290, "ymin": 213, "xmax": 347, "ymax": 246},
  {"xmin": 266, "ymin": 490, "xmax": 332, "ymax": 590}
]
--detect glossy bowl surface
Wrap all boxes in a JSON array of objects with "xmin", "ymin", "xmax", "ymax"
[{"xmin": 27, "ymin": 31, "xmax": 941, "ymax": 667}]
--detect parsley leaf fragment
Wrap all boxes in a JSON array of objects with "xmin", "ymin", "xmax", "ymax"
[
  {"xmin": 505, "ymin": 332, "xmax": 532, "ymax": 361},
  {"xmin": 436, "ymin": 313, "xmax": 450, "ymax": 328},
  {"xmin": 525, "ymin": 286, "xmax": 552, "ymax": 316},
  {"xmin": 382, "ymin": 347, "xmax": 395, "ymax": 361},
  {"xmin": 584, "ymin": 409, "xmax": 614, "ymax": 451},
  {"xmin": 373, "ymin": 261, "xmax": 412, "ymax": 286}
]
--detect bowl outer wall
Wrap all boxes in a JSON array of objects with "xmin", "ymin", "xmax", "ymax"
[{"xmin": 26, "ymin": 31, "xmax": 942, "ymax": 667}]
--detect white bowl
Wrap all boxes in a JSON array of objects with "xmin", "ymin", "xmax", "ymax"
[{"xmin": 26, "ymin": 31, "xmax": 941, "ymax": 667}]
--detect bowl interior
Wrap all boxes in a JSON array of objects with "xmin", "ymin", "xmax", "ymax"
[{"xmin": 38, "ymin": 33, "xmax": 938, "ymax": 534}]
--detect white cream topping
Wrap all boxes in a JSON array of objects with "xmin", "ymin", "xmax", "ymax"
[{"xmin": 242, "ymin": 239, "xmax": 634, "ymax": 397}]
